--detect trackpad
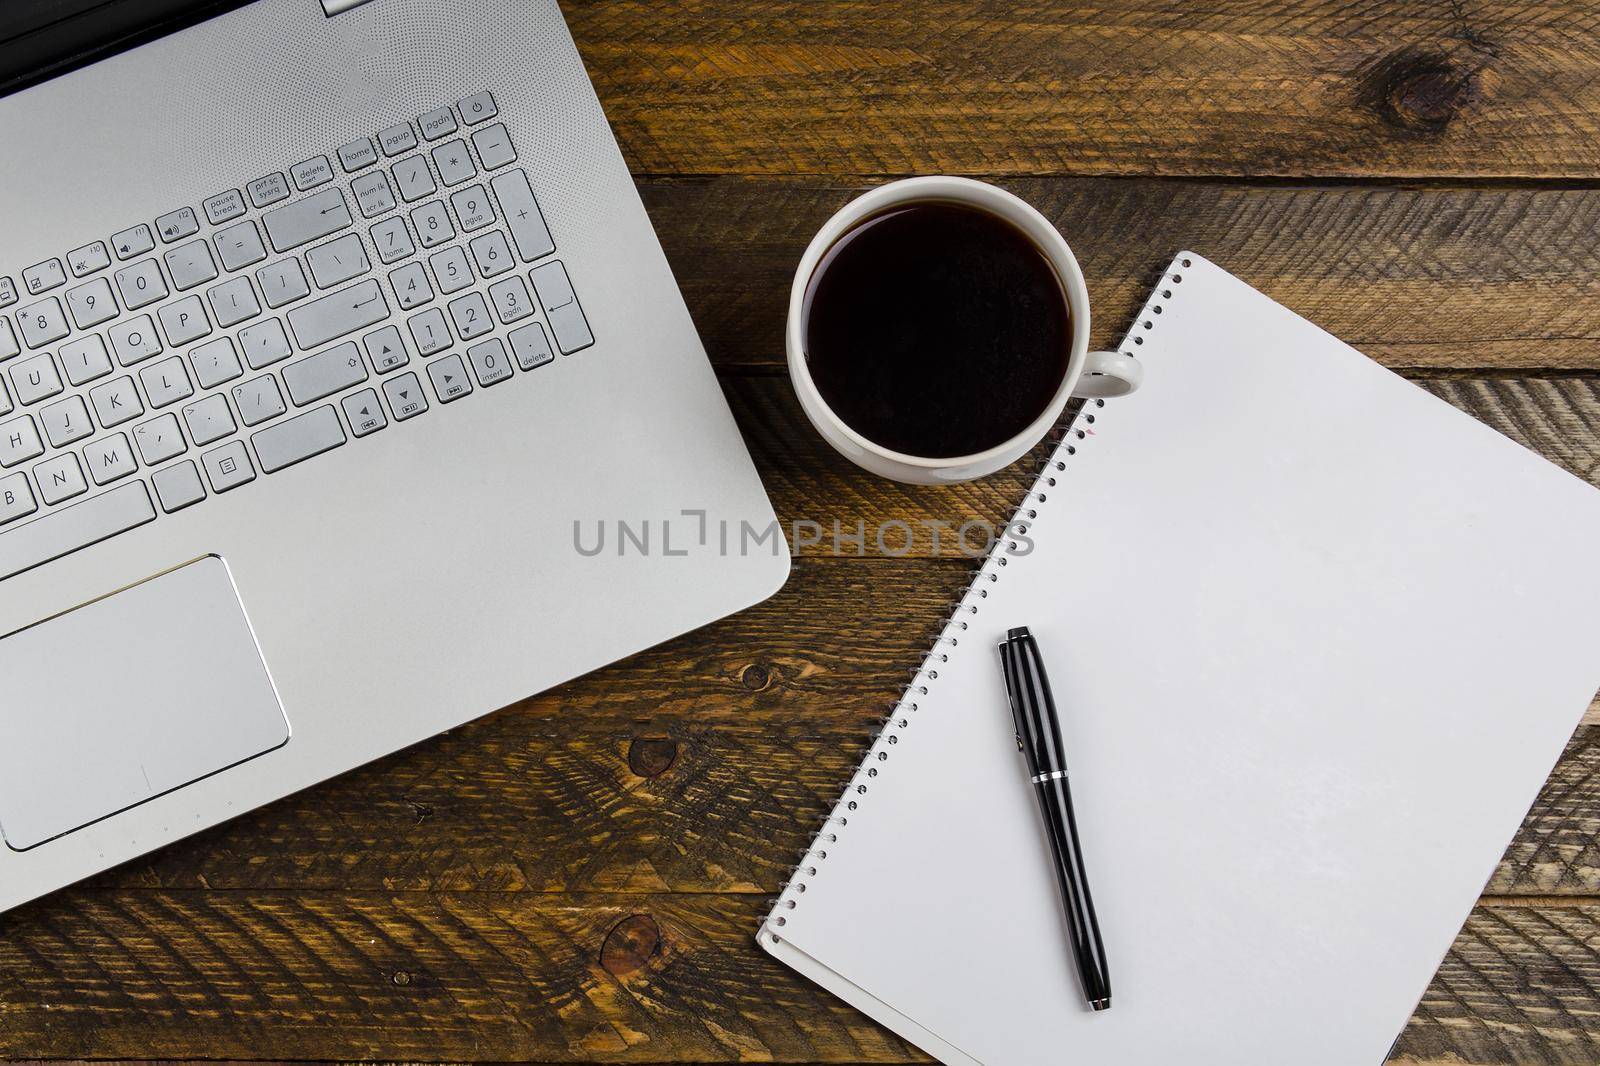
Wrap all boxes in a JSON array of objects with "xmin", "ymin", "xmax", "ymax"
[{"xmin": 0, "ymin": 557, "xmax": 288, "ymax": 851}]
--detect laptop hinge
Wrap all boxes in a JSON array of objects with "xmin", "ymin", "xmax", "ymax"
[{"xmin": 322, "ymin": 0, "xmax": 379, "ymax": 14}]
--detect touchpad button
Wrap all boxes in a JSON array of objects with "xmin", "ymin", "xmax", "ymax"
[{"xmin": 0, "ymin": 556, "xmax": 289, "ymax": 850}]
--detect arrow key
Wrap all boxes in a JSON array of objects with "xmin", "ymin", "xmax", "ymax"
[
  {"xmin": 427, "ymin": 354, "xmax": 472, "ymax": 404},
  {"xmin": 341, "ymin": 388, "xmax": 387, "ymax": 437},
  {"xmin": 362, "ymin": 325, "xmax": 410, "ymax": 374},
  {"xmin": 382, "ymin": 371, "xmax": 428, "ymax": 422}
]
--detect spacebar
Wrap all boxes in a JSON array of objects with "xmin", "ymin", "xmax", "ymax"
[{"xmin": 0, "ymin": 483, "xmax": 157, "ymax": 581}]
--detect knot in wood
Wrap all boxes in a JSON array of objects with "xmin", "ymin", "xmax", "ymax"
[
  {"xmin": 741, "ymin": 662, "xmax": 771, "ymax": 691},
  {"xmin": 1367, "ymin": 50, "xmax": 1475, "ymax": 133},
  {"xmin": 627, "ymin": 737, "xmax": 678, "ymax": 778},
  {"xmin": 600, "ymin": 913, "xmax": 661, "ymax": 976}
]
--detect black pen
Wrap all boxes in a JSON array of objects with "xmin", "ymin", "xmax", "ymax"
[{"xmin": 998, "ymin": 626, "xmax": 1111, "ymax": 1011}]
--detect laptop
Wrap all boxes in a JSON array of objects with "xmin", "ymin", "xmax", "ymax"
[{"xmin": 0, "ymin": 0, "xmax": 789, "ymax": 913}]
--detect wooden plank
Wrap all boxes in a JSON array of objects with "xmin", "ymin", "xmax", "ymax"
[
  {"xmin": 571, "ymin": 1, "xmax": 1600, "ymax": 178},
  {"xmin": 3, "ymin": 889, "xmax": 1600, "ymax": 1064},
  {"xmin": 643, "ymin": 177, "xmax": 1600, "ymax": 371},
  {"xmin": 0, "ymin": 891, "xmax": 924, "ymax": 1062}
]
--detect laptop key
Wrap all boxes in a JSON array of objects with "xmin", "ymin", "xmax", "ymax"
[
  {"xmin": 0, "ymin": 480, "xmax": 155, "ymax": 579},
  {"xmin": 12, "ymin": 353, "xmax": 64, "ymax": 405},
  {"xmin": 283, "ymin": 341, "xmax": 367, "ymax": 406},
  {"xmin": 342, "ymin": 388, "xmax": 386, "ymax": 437},
  {"xmin": 191, "ymin": 336, "xmax": 243, "ymax": 389},
  {"xmin": 89, "ymin": 376, "xmax": 143, "ymax": 428},
  {"xmin": 208, "ymin": 276, "xmax": 262, "ymax": 328},
  {"xmin": 248, "ymin": 172, "xmax": 291, "ymax": 208},
  {"xmin": 216, "ymin": 221, "xmax": 268, "ymax": 272},
  {"xmin": 68, "ymin": 242, "xmax": 111, "ymax": 278},
  {"xmin": 0, "ymin": 415, "xmax": 44, "ymax": 467},
  {"xmin": 84, "ymin": 432, "xmax": 137, "ymax": 485},
  {"xmin": 60, "ymin": 335, "xmax": 112, "ymax": 386},
  {"xmin": 0, "ymin": 472, "xmax": 38, "ymax": 524},
  {"xmin": 35, "ymin": 452, "xmax": 87, "ymax": 505},
  {"xmin": 530, "ymin": 261, "xmax": 595, "ymax": 353},
  {"xmin": 204, "ymin": 190, "xmax": 247, "ymax": 226},
  {"xmin": 40, "ymin": 395, "xmax": 92, "ymax": 448},
  {"xmin": 18, "ymin": 298, "xmax": 70, "ymax": 348},
  {"xmin": 431, "ymin": 140, "xmax": 476, "ymax": 186},
  {"xmin": 113, "ymin": 259, "xmax": 168, "ymax": 310},
  {"xmin": 111, "ymin": 224, "xmax": 155, "ymax": 261},
  {"xmin": 459, "ymin": 91, "xmax": 497, "ymax": 124},
  {"xmin": 292, "ymin": 155, "xmax": 335, "ymax": 191},
  {"xmin": 239, "ymin": 318, "xmax": 293, "ymax": 370},
  {"xmin": 306, "ymin": 234, "xmax": 371, "ymax": 289},
  {"xmin": 471, "ymin": 124, "xmax": 517, "ymax": 170},
  {"xmin": 419, "ymin": 106, "xmax": 457, "ymax": 141},
  {"xmin": 201, "ymin": 440, "xmax": 255, "ymax": 493},
  {"xmin": 371, "ymin": 217, "xmax": 415, "ymax": 264},
  {"xmin": 257, "ymin": 258, "xmax": 311, "ymax": 309},
  {"xmin": 108, "ymin": 316, "xmax": 163, "ymax": 367},
  {"xmin": 364, "ymin": 326, "xmax": 410, "ymax": 374},
  {"xmin": 23, "ymin": 259, "xmax": 66, "ymax": 295},
  {"xmin": 352, "ymin": 171, "xmax": 397, "ymax": 218},
  {"xmin": 392, "ymin": 156, "xmax": 436, "ymax": 202},
  {"xmin": 382, "ymin": 371, "xmax": 427, "ymax": 421},
  {"xmin": 233, "ymin": 375, "xmax": 287, "ymax": 427},
  {"xmin": 155, "ymin": 207, "xmax": 200, "ymax": 243},
  {"xmin": 152, "ymin": 460, "xmax": 205, "ymax": 513},
  {"xmin": 263, "ymin": 188, "xmax": 352, "ymax": 255},
  {"xmin": 467, "ymin": 337, "xmax": 513, "ymax": 387},
  {"xmin": 253, "ymin": 405, "xmax": 346, "ymax": 474},
  {"xmin": 338, "ymin": 137, "xmax": 378, "ymax": 173},
  {"xmin": 490, "ymin": 170, "xmax": 555, "ymax": 262},
  {"xmin": 287, "ymin": 280, "xmax": 388, "ymax": 350},
  {"xmin": 139, "ymin": 355, "xmax": 195, "ymax": 409},
  {"xmin": 508, "ymin": 321, "xmax": 554, "ymax": 372},
  {"xmin": 133, "ymin": 413, "xmax": 187, "ymax": 465},
  {"xmin": 0, "ymin": 320, "xmax": 17, "ymax": 363},
  {"xmin": 158, "ymin": 294, "xmax": 212, "ymax": 347},
  {"xmin": 427, "ymin": 354, "xmax": 472, "ymax": 403},
  {"xmin": 65, "ymin": 278, "xmax": 118, "ymax": 329},
  {"xmin": 379, "ymin": 123, "xmax": 417, "ymax": 157},
  {"xmin": 183, "ymin": 393, "xmax": 237, "ymax": 446},
  {"xmin": 165, "ymin": 239, "xmax": 219, "ymax": 291}
]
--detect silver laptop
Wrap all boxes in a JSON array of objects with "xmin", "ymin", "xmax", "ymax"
[{"xmin": 0, "ymin": 0, "xmax": 789, "ymax": 913}]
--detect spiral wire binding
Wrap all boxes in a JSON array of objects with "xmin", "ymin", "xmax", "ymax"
[{"xmin": 759, "ymin": 256, "xmax": 1194, "ymax": 945}]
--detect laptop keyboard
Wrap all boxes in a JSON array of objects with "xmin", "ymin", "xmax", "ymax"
[{"xmin": 0, "ymin": 90, "xmax": 594, "ymax": 582}]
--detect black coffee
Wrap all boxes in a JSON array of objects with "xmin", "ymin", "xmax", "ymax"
[{"xmin": 802, "ymin": 201, "xmax": 1072, "ymax": 459}]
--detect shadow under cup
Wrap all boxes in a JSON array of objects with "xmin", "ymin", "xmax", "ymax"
[{"xmin": 799, "ymin": 199, "xmax": 1074, "ymax": 461}]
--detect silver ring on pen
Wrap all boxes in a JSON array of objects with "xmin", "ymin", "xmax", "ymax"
[{"xmin": 1030, "ymin": 769, "xmax": 1069, "ymax": 784}]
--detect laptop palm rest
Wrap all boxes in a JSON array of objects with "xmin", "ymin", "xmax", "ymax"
[{"xmin": 0, "ymin": 556, "xmax": 289, "ymax": 851}]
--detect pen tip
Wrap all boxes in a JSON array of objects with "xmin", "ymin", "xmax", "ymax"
[
  {"xmin": 1006, "ymin": 626, "xmax": 1031, "ymax": 641},
  {"xmin": 1090, "ymin": 998, "xmax": 1111, "ymax": 1012}
]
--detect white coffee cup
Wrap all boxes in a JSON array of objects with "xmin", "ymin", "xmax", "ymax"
[{"xmin": 786, "ymin": 176, "xmax": 1142, "ymax": 484}]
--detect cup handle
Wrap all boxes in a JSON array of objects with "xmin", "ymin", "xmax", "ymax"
[{"xmin": 1073, "ymin": 350, "xmax": 1143, "ymax": 399}]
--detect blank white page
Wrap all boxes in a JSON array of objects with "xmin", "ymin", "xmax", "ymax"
[{"xmin": 765, "ymin": 253, "xmax": 1600, "ymax": 1065}]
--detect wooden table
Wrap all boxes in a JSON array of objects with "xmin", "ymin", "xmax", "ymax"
[{"xmin": 7, "ymin": 2, "xmax": 1600, "ymax": 1061}]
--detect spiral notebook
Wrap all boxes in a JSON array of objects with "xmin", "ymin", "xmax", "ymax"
[{"xmin": 760, "ymin": 253, "xmax": 1600, "ymax": 1065}]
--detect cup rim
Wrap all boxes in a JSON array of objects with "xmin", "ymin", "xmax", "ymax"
[{"xmin": 786, "ymin": 176, "xmax": 1092, "ymax": 472}]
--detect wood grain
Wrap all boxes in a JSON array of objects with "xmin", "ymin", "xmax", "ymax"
[
  {"xmin": 643, "ymin": 177, "xmax": 1600, "ymax": 372},
  {"xmin": 571, "ymin": 1, "xmax": 1600, "ymax": 178},
  {"xmin": 0, "ymin": 891, "xmax": 925, "ymax": 1062},
  {"xmin": 4, "ymin": 889, "xmax": 1600, "ymax": 1064}
]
